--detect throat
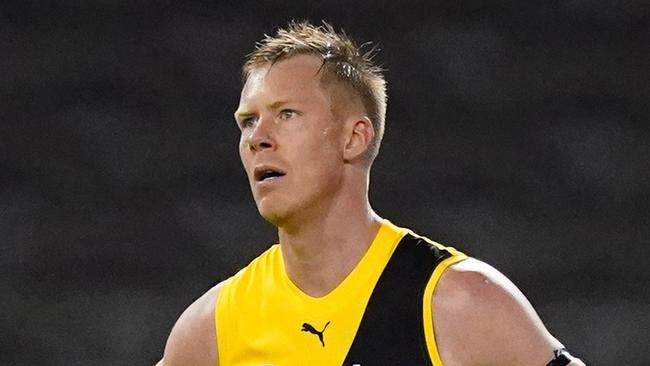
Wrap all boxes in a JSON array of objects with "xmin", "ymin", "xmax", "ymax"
[
  {"xmin": 278, "ymin": 217, "xmax": 382, "ymax": 298},
  {"xmin": 285, "ymin": 253, "xmax": 355, "ymax": 298}
]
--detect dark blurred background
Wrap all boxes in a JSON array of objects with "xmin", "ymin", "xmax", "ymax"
[{"xmin": 2, "ymin": 1, "xmax": 649, "ymax": 365}]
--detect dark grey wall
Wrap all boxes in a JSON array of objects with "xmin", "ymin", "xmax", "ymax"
[{"xmin": 2, "ymin": 1, "xmax": 648, "ymax": 365}]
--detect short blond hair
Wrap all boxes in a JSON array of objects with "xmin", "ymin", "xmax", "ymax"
[{"xmin": 242, "ymin": 21, "xmax": 387, "ymax": 164}]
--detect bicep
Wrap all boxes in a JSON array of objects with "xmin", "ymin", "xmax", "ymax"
[{"xmin": 432, "ymin": 258, "xmax": 565, "ymax": 366}]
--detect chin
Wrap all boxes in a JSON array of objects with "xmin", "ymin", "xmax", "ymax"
[
  {"xmin": 255, "ymin": 199, "xmax": 289, "ymax": 226},
  {"xmin": 254, "ymin": 191, "xmax": 320, "ymax": 228},
  {"xmin": 259, "ymin": 210, "xmax": 294, "ymax": 228}
]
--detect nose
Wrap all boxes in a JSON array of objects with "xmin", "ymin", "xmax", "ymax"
[{"xmin": 246, "ymin": 116, "xmax": 275, "ymax": 152}]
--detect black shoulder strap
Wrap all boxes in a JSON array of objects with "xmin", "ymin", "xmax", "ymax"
[
  {"xmin": 342, "ymin": 233, "xmax": 453, "ymax": 365},
  {"xmin": 546, "ymin": 349, "xmax": 574, "ymax": 366}
]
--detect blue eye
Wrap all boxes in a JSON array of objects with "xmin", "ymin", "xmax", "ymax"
[{"xmin": 280, "ymin": 110, "xmax": 297, "ymax": 119}]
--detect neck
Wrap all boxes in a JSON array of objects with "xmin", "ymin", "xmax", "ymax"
[{"xmin": 277, "ymin": 187, "xmax": 382, "ymax": 298}]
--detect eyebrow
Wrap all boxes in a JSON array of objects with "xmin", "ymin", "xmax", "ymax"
[
  {"xmin": 234, "ymin": 110, "xmax": 255, "ymax": 120},
  {"xmin": 234, "ymin": 100, "xmax": 290, "ymax": 119},
  {"xmin": 267, "ymin": 100, "xmax": 288, "ymax": 109}
]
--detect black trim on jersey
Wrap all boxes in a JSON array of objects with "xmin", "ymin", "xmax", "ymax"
[
  {"xmin": 546, "ymin": 349, "xmax": 573, "ymax": 366},
  {"xmin": 343, "ymin": 233, "xmax": 454, "ymax": 365}
]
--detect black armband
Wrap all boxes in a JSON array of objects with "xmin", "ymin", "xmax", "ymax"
[{"xmin": 546, "ymin": 348, "xmax": 574, "ymax": 366}]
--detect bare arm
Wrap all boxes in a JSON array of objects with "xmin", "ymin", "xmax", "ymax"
[
  {"xmin": 432, "ymin": 258, "xmax": 585, "ymax": 366},
  {"xmin": 157, "ymin": 281, "xmax": 225, "ymax": 366}
]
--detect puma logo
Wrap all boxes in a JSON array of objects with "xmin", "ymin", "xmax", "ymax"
[{"xmin": 301, "ymin": 321, "xmax": 330, "ymax": 347}]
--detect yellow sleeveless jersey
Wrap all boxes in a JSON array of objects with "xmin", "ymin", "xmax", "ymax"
[{"xmin": 215, "ymin": 220, "xmax": 467, "ymax": 366}]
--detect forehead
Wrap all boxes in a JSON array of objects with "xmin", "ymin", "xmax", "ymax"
[{"xmin": 240, "ymin": 54, "xmax": 329, "ymax": 103}]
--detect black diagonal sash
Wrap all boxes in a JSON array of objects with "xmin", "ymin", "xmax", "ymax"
[{"xmin": 342, "ymin": 233, "xmax": 453, "ymax": 365}]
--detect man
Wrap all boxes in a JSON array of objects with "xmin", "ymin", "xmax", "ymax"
[{"xmin": 158, "ymin": 21, "xmax": 585, "ymax": 366}]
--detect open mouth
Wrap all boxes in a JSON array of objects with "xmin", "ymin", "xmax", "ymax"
[{"xmin": 254, "ymin": 167, "xmax": 286, "ymax": 182}]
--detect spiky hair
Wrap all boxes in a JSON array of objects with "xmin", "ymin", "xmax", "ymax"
[{"xmin": 242, "ymin": 20, "xmax": 387, "ymax": 164}]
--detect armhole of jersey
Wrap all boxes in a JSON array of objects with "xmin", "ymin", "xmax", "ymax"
[
  {"xmin": 422, "ymin": 252, "xmax": 468, "ymax": 366},
  {"xmin": 215, "ymin": 279, "xmax": 231, "ymax": 366}
]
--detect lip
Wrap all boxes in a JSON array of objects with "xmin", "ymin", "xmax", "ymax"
[
  {"xmin": 252, "ymin": 165, "xmax": 287, "ymax": 186},
  {"xmin": 255, "ymin": 174, "xmax": 286, "ymax": 189}
]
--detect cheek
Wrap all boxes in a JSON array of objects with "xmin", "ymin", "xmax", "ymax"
[
  {"xmin": 300, "ymin": 139, "xmax": 344, "ymax": 180},
  {"xmin": 299, "ymin": 136, "xmax": 338, "ymax": 164},
  {"xmin": 320, "ymin": 127, "xmax": 346, "ymax": 162},
  {"xmin": 238, "ymin": 138, "xmax": 253, "ymax": 176},
  {"xmin": 238, "ymin": 140, "xmax": 246, "ymax": 160},
  {"xmin": 238, "ymin": 132, "xmax": 251, "ymax": 158}
]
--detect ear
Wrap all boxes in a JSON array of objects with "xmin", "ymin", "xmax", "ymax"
[{"xmin": 343, "ymin": 116, "xmax": 375, "ymax": 162}]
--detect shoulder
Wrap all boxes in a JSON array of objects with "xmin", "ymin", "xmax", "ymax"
[
  {"xmin": 161, "ymin": 281, "xmax": 226, "ymax": 366},
  {"xmin": 431, "ymin": 258, "xmax": 566, "ymax": 366},
  {"xmin": 158, "ymin": 246, "xmax": 279, "ymax": 366}
]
